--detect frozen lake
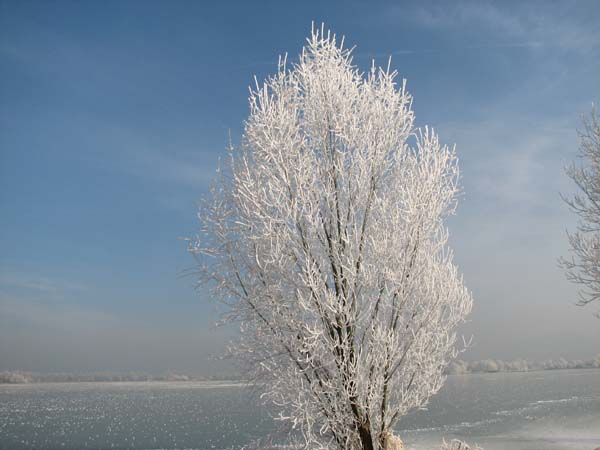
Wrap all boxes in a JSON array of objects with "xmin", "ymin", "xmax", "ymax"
[{"xmin": 0, "ymin": 369, "xmax": 598, "ymax": 450}]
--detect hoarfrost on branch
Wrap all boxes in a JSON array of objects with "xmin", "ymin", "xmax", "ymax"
[{"xmin": 560, "ymin": 107, "xmax": 600, "ymax": 315}]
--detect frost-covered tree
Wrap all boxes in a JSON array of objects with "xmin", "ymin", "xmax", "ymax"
[
  {"xmin": 560, "ymin": 107, "xmax": 600, "ymax": 314},
  {"xmin": 189, "ymin": 25, "xmax": 472, "ymax": 450}
]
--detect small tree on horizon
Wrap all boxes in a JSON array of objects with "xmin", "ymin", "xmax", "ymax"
[
  {"xmin": 560, "ymin": 106, "xmax": 600, "ymax": 316},
  {"xmin": 189, "ymin": 25, "xmax": 473, "ymax": 450}
]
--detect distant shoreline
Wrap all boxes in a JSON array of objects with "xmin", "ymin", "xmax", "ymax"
[
  {"xmin": 0, "ymin": 372, "xmax": 243, "ymax": 384},
  {"xmin": 1, "ymin": 365, "xmax": 599, "ymax": 384},
  {"xmin": 446, "ymin": 365, "xmax": 600, "ymax": 375}
]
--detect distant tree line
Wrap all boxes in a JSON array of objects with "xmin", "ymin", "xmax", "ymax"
[
  {"xmin": 0, "ymin": 371, "xmax": 242, "ymax": 384},
  {"xmin": 2, "ymin": 356, "xmax": 599, "ymax": 384},
  {"xmin": 446, "ymin": 355, "xmax": 600, "ymax": 374}
]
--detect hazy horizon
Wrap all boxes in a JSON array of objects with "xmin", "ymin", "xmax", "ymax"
[{"xmin": 1, "ymin": 0, "xmax": 599, "ymax": 375}]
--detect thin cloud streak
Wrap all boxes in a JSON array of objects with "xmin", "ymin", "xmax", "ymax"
[
  {"xmin": 0, "ymin": 272, "xmax": 87, "ymax": 294},
  {"xmin": 358, "ymin": 41, "xmax": 546, "ymax": 61},
  {"xmin": 0, "ymin": 295, "xmax": 117, "ymax": 332},
  {"xmin": 407, "ymin": 1, "xmax": 600, "ymax": 53}
]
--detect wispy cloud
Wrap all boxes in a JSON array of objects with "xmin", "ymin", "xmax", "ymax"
[
  {"xmin": 489, "ymin": 3, "xmax": 593, "ymax": 50},
  {"xmin": 357, "ymin": 42, "xmax": 545, "ymax": 61},
  {"xmin": 382, "ymin": 1, "xmax": 600, "ymax": 54},
  {"xmin": 57, "ymin": 115, "xmax": 219, "ymax": 190},
  {"xmin": 0, "ymin": 270, "xmax": 107, "ymax": 333},
  {"xmin": 0, "ymin": 26, "xmax": 217, "ymax": 192},
  {"xmin": 0, "ymin": 295, "xmax": 116, "ymax": 332},
  {"xmin": 446, "ymin": 119, "xmax": 575, "ymax": 210},
  {"xmin": 0, "ymin": 271, "xmax": 87, "ymax": 295},
  {"xmin": 124, "ymin": 146, "xmax": 217, "ymax": 189}
]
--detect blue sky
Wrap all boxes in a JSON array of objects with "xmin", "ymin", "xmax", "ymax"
[{"xmin": 1, "ymin": 0, "xmax": 599, "ymax": 374}]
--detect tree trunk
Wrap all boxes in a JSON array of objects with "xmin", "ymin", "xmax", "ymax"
[{"xmin": 358, "ymin": 422, "xmax": 375, "ymax": 450}]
